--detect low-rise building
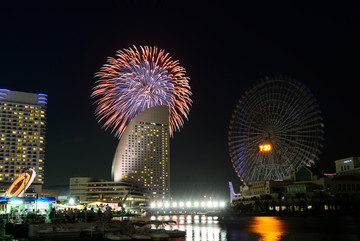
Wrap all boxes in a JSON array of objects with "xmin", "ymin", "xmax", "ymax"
[
  {"xmin": 69, "ymin": 177, "xmax": 148, "ymax": 212},
  {"xmin": 240, "ymin": 180, "xmax": 292, "ymax": 198},
  {"xmin": 70, "ymin": 177, "xmax": 95, "ymax": 202},
  {"xmin": 335, "ymin": 157, "xmax": 360, "ymax": 176},
  {"xmin": 41, "ymin": 189, "xmax": 59, "ymax": 200},
  {"xmin": 232, "ymin": 158, "xmax": 360, "ymax": 214},
  {"xmin": 237, "ymin": 163, "xmax": 360, "ymax": 200}
]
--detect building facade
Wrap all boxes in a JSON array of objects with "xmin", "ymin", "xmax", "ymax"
[
  {"xmin": 69, "ymin": 177, "xmax": 95, "ymax": 201},
  {"xmin": 237, "ymin": 165, "xmax": 360, "ymax": 200},
  {"xmin": 335, "ymin": 157, "xmax": 360, "ymax": 175},
  {"xmin": 0, "ymin": 89, "xmax": 47, "ymax": 194},
  {"xmin": 112, "ymin": 105, "xmax": 170, "ymax": 200},
  {"xmin": 69, "ymin": 177, "xmax": 148, "ymax": 211}
]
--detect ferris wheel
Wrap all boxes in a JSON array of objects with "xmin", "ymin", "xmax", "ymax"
[{"xmin": 228, "ymin": 77, "xmax": 324, "ymax": 184}]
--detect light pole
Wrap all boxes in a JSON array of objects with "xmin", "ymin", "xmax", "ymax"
[{"xmin": 23, "ymin": 168, "xmax": 27, "ymax": 198}]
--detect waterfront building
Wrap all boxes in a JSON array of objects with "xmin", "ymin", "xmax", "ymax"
[
  {"xmin": 240, "ymin": 180, "xmax": 292, "ymax": 198},
  {"xmin": 335, "ymin": 157, "xmax": 360, "ymax": 176},
  {"xmin": 41, "ymin": 189, "xmax": 59, "ymax": 200},
  {"xmin": 69, "ymin": 177, "xmax": 148, "ymax": 211},
  {"xmin": 112, "ymin": 105, "xmax": 170, "ymax": 200},
  {"xmin": 69, "ymin": 177, "xmax": 95, "ymax": 201},
  {"xmin": 0, "ymin": 89, "xmax": 47, "ymax": 195},
  {"xmin": 236, "ymin": 164, "xmax": 360, "ymax": 200},
  {"xmin": 0, "ymin": 196, "xmax": 56, "ymax": 215}
]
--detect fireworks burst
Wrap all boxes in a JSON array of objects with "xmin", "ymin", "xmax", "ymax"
[{"xmin": 92, "ymin": 45, "xmax": 192, "ymax": 138}]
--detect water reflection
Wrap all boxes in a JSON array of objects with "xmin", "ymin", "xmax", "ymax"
[
  {"xmin": 247, "ymin": 216, "xmax": 288, "ymax": 241},
  {"xmin": 151, "ymin": 215, "xmax": 225, "ymax": 241},
  {"xmin": 147, "ymin": 214, "xmax": 360, "ymax": 241}
]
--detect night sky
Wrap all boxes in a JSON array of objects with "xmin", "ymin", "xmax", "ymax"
[{"xmin": 1, "ymin": 2, "xmax": 359, "ymax": 199}]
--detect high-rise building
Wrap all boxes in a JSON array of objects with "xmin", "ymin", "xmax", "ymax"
[
  {"xmin": 0, "ymin": 89, "xmax": 47, "ymax": 195},
  {"xmin": 112, "ymin": 105, "xmax": 170, "ymax": 200}
]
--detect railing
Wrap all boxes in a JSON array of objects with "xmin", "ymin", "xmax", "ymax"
[{"xmin": 149, "ymin": 200, "xmax": 227, "ymax": 213}]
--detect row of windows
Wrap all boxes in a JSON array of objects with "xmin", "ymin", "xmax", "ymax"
[
  {"xmin": 121, "ymin": 160, "xmax": 168, "ymax": 166},
  {"xmin": 0, "ymin": 117, "xmax": 44, "ymax": 122},
  {"xmin": 121, "ymin": 169, "xmax": 168, "ymax": 174},
  {"xmin": 0, "ymin": 153, "xmax": 44, "ymax": 158},
  {"xmin": 122, "ymin": 173, "xmax": 169, "ymax": 178},
  {"xmin": 0, "ymin": 147, "xmax": 43, "ymax": 152},
  {"xmin": 0, "ymin": 102, "xmax": 44, "ymax": 109},
  {"xmin": 0, "ymin": 115, "xmax": 45, "ymax": 120},
  {"xmin": 1, "ymin": 142, "xmax": 45, "ymax": 147},
  {"xmin": 1, "ymin": 147, "xmax": 43, "ymax": 152},
  {"xmin": 0, "ymin": 159, "xmax": 41, "ymax": 163},
  {"xmin": 0, "ymin": 177, "xmax": 43, "ymax": 182},
  {"xmin": 137, "ymin": 121, "xmax": 168, "ymax": 127},
  {"xmin": 0, "ymin": 108, "xmax": 43, "ymax": 113},
  {"xmin": 1, "ymin": 134, "xmax": 43, "ymax": 138},
  {"xmin": 0, "ymin": 113, "xmax": 44, "ymax": 119},
  {"xmin": 0, "ymin": 168, "xmax": 43, "ymax": 173},
  {"xmin": 1, "ymin": 124, "xmax": 44, "ymax": 129},
  {"xmin": 121, "ymin": 164, "xmax": 168, "ymax": 169},
  {"xmin": 0, "ymin": 110, "xmax": 45, "ymax": 116},
  {"xmin": 338, "ymin": 183, "xmax": 360, "ymax": 191}
]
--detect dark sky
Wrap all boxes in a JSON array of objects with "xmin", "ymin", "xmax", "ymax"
[{"xmin": 1, "ymin": 2, "xmax": 359, "ymax": 199}]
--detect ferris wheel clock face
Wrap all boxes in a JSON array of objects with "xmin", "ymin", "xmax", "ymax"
[
  {"xmin": 258, "ymin": 144, "xmax": 271, "ymax": 152},
  {"xmin": 228, "ymin": 78, "xmax": 324, "ymax": 184}
]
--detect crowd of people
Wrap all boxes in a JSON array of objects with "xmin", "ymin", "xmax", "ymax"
[
  {"xmin": 49, "ymin": 207, "xmax": 114, "ymax": 223},
  {"xmin": 8, "ymin": 206, "xmax": 115, "ymax": 224}
]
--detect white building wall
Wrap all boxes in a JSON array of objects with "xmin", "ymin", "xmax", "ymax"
[
  {"xmin": 335, "ymin": 157, "xmax": 360, "ymax": 175},
  {"xmin": 70, "ymin": 177, "xmax": 96, "ymax": 202}
]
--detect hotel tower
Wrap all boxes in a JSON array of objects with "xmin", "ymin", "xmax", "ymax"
[
  {"xmin": 112, "ymin": 105, "xmax": 170, "ymax": 200},
  {"xmin": 0, "ymin": 89, "xmax": 47, "ymax": 194}
]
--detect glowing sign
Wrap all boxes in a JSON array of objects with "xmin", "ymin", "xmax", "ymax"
[
  {"xmin": 344, "ymin": 160, "xmax": 352, "ymax": 163},
  {"xmin": 4, "ymin": 169, "xmax": 36, "ymax": 197},
  {"xmin": 259, "ymin": 144, "xmax": 271, "ymax": 152}
]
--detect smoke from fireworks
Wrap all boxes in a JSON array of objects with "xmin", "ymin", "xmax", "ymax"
[{"xmin": 92, "ymin": 45, "xmax": 192, "ymax": 138}]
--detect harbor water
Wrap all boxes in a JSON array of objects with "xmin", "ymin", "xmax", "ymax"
[
  {"xmin": 2, "ymin": 214, "xmax": 360, "ymax": 240},
  {"xmin": 153, "ymin": 214, "xmax": 360, "ymax": 241}
]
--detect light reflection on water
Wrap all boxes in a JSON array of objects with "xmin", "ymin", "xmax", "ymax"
[
  {"xmin": 247, "ymin": 216, "xmax": 288, "ymax": 241},
  {"xmin": 151, "ymin": 215, "xmax": 287, "ymax": 241},
  {"xmin": 151, "ymin": 214, "xmax": 360, "ymax": 241},
  {"xmin": 152, "ymin": 214, "xmax": 225, "ymax": 241}
]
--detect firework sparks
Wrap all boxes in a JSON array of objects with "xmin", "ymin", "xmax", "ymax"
[{"xmin": 92, "ymin": 45, "xmax": 192, "ymax": 138}]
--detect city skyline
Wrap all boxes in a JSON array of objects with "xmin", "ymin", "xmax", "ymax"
[{"xmin": 0, "ymin": 2, "xmax": 359, "ymax": 198}]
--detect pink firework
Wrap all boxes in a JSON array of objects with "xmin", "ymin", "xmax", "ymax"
[{"xmin": 92, "ymin": 45, "xmax": 192, "ymax": 138}]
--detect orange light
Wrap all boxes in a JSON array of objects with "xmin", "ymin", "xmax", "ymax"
[
  {"xmin": 247, "ymin": 216, "xmax": 287, "ymax": 241},
  {"xmin": 259, "ymin": 144, "xmax": 271, "ymax": 152},
  {"xmin": 4, "ymin": 169, "xmax": 36, "ymax": 197}
]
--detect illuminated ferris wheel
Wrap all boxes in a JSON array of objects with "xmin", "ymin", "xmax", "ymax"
[{"xmin": 228, "ymin": 77, "xmax": 324, "ymax": 184}]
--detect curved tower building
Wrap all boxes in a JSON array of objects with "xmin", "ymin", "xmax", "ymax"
[{"xmin": 112, "ymin": 105, "xmax": 170, "ymax": 200}]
